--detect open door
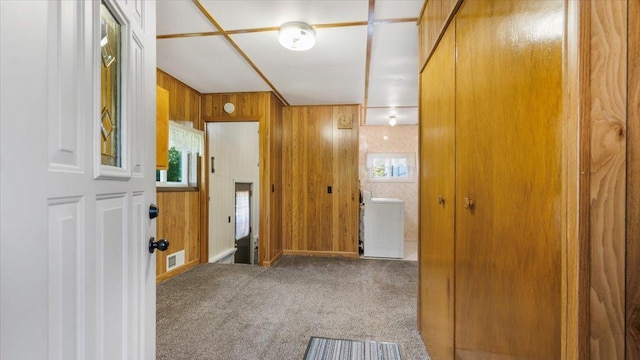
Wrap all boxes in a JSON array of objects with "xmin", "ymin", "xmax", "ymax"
[
  {"xmin": 1, "ymin": 1, "xmax": 158, "ymax": 358},
  {"xmin": 234, "ymin": 183, "xmax": 253, "ymax": 264},
  {"xmin": 207, "ymin": 122, "xmax": 260, "ymax": 264}
]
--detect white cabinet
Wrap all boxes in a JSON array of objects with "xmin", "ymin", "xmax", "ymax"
[{"xmin": 363, "ymin": 198, "xmax": 404, "ymax": 258}]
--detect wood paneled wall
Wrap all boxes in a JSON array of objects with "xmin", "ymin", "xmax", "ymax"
[
  {"xmin": 156, "ymin": 191, "xmax": 201, "ymax": 282},
  {"xmin": 155, "ymin": 69, "xmax": 203, "ymax": 281},
  {"xmin": 417, "ymin": 0, "xmax": 460, "ymax": 70},
  {"xmin": 281, "ymin": 105, "xmax": 360, "ymax": 256},
  {"xmin": 418, "ymin": 21, "xmax": 456, "ymax": 359},
  {"xmin": 417, "ymin": 0, "xmax": 634, "ymax": 357},
  {"xmin": 201, "ymin": 92, "xmax": 284, "ymax": 266},
  {"xmin": 628, "ymin": 1, "xmax": 640, "ymax": 357},
  {"xmin": 589, "ymin": 0, "xmax": 628, "ymax": 358},
  {"xmin": 202, "ymin": 92, "xmax": 271, "ymax": 121},
  {"xmin": 157, "ymin": 69, "xmax": 202, "ymax": 129},
  {"xmin": 269, "ymin": 95, "xmax": 284, "ymax": 261}
]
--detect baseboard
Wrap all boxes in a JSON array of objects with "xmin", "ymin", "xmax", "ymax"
[
  {"xmin": 209, "ymin": 247, "xmax": 237, "ymax": 264},
  {"xmin": 156, "ymin": 258, "xmax": 199, "ymax": 283},
  {"xmin": 260, "ymin": 250, "xmax": 283, "ymax": 267},
  {"xmin": 282, "ymin": 250, "xmax": 359, "ymax": 258}
]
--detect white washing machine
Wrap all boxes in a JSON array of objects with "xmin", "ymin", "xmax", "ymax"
[{"xmin": 363, "ymin": 195, "xmax": 404, "ymax": 258}]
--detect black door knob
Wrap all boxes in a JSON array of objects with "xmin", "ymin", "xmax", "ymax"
[
  {"xmin": 149, "ymin": 237, "xmax": 170, "ymax": 253},
  {"xmin": 149, "ymin": 204, "xmax": 159, "ymax": 219}
]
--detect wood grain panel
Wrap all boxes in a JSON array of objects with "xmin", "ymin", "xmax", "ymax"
[
  {"xmin": 269, "ymin": 93, "xmax": 284, "ymax": 261},
  {"xmin": 418, "ymin": 21, "xmax": 455, "ymax": 360},
  {"xmin": 282, "ymin": 105, "xmax": 359, "ymax": 255},
  {"xmin": 588, "ymin": 1, "xmax": 627, "ymax": 358},
  {"xmin": 310, "ymin": 106, "xmax": 333, "ymax": 251},
  {"xmin": 418, "ymin": 2, "xmax": 429, "ymax": 70},
  {"xmin": 281, "ymin": 107, "xmax": 293, "ymax": 252},
  {"xmin": 283, "ymin": 107, "xmax": 302, "ymax": 251},
  {"xmin": 156, "ymin": 86, "xmax": 169, "ymax": 170},
  {"xmin": 454, "ymin": 0, "xmax": 563, "ymax": 357},
  {"xmin": 156, "ymin": 191, "xmax": 200, "ymax": 277},
  {"xmin": 563, "ymin": 1, "xmax": 592, "ymax": 358},
  {"xmin": 417, "ymin": 0, "xmax": 461, "ymax": 71},
  {"xmin": 628, "ymin": 1, "xmax": 640, "ymax": 358},
  {"xmin": 200, "ymin": 92, "xmax": 284, "ymax": 267},
  {"xmin": 156, "ymin": 69, "xmax": 201, "ymax": 126},
  {"xmin": 155, "ymin": 70, "xmax": 204, "ymax": 281},
  {"xmin": 332, "ymin": 106, "xmax": 359, "ymax": 253},
  {"xmin": 201, "ymin": 92, "xmax": 271, "ymax": 119}
]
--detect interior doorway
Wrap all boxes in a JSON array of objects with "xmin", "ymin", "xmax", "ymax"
[
  {"xmin": 206, "ymin": 122, "xmax": 260, "ymax": 264},
  {"xmin": 234, "ymin": 182, "xmax": 253, "ymax": 264}
]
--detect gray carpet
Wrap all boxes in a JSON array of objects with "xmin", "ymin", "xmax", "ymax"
[{"xmin": 157, "ymin": 255, "xmax": 430, "ymax": 360}]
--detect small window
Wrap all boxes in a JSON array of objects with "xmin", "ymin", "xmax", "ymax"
[
  {"xmin": 366, "ymin": 153, "xmax": 416, "ymax": 183},
  {"xmin": 157, "ymin": 121, "xmax": 203, "ymax": 188}
]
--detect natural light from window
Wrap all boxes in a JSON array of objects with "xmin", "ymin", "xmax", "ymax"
[
  {"xmin": 366, "ymin": 153, "xmax": 416, "ymax": 183},
  {"xmin": 157, "ymin": 121, "xmax": 203, "ymax": 187}
]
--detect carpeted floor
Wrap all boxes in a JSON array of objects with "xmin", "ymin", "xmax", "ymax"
[{"xmin": 157, "ymin": 255, "xmax": 430, "ymax": 360}]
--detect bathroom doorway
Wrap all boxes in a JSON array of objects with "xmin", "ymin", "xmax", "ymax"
[{"xmin": 234, "ymin": 182, "xmax": 253, "ymax": 264}]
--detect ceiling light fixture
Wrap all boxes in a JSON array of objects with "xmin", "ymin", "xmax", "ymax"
[
  {"xmin": 279, "ymin": 22, "xmax": 316, "ymax": 51},
  {"xmin": 388, "ymin": 115, "xmax": 397, "ymax": 127}
]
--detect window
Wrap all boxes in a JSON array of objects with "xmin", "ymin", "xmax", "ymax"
[
  {"xmin": 235, "ymin": 190, "xmax": 250, "ymax": 240},
  {"xmin": 366, "ymin": 153, "xmax": 416, "ymax": 182},
  {"xmin": 99, "ymin": 1, "xmax": 122, "ymax": 167},
  {"xmin": 157, "ymin": 121, "xmax": 203, "ymax": 187}
]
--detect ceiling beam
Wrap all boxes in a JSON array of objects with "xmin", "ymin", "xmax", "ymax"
[
  {"xmin": 157, "ymin": 18, "xmax": 418, "ymax": 40},
  {"xmin": 362, "ymin": 0, "xmax": 376, "ymax": 125},
  {"xmin": 191, "ymin": 0, "xmax": 289, "ymax": 105}
]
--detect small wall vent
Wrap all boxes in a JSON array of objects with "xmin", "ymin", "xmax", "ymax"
[{"xmin": 166, "ymin": 250, "xmax": 185, "ymax": 272}]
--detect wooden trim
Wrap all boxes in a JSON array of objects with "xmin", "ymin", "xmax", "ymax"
[
  {"xmin": 419, "ymin": 0, "xmax": 464, "ymax": 73},
  {"xmin": 155, "ymin": 259, "xmax": 200, "ymax": 284},
  {"xmin": 285, "ymin": 103, "xmax": 362, "ymax": 108},
  {"xmin": 156, "ymin": 19, "xmax": 418, "ymax": 40},
  {"xmin": 157, "ymin": 186, "xmax": 199, "ymax": 193},
  {"xmin": 365, "ymin": 105, "xmax": 418, "ymax": 109},
  {"xmin": 360, "ymin": 123, "xmax": 417, "ymax": 127},
  {"xmin": 260, "ymin": 251, "xmax": 283, "ymax": 267},
  {"xmin": 202, "ymin": 115, "xmax": 261, "ymax": 122},
  {"xmin": 192, "ymin": 0, "xmax": 289, "ymax": 106},
  {"xmin": 417, "ymin": 0, "xmax": 428, "ymax": 25},
  {"xmin": 588, "ymin": 1, "xmax": 628, "ymax": 358},
  {"xmin": 283, "ymin": 250, "xmax": 359, "ymax": 258},
  {"xmin": 201, "ymin": 115, "xmax": 263, "ymax": 267},
  {"xmin": 157, "ymin": 68, "xmax": 202, "ymax": 95},
  {"xmin": 199, "ymin": 131, "xmax": 208, "ymax": 264},
  {"xmin": 362, "ymin": 0, "xmax": 376, "ymax": 125},
  {"xmin": 562, "ymin": 1, "xmax": 591, "ymax": 358},
  {"xmin": 628, "ymin": 0, "xmax": 640, "ymax": 357},
  {"xmin": 157, "ymin": 31, "xmax": 223, "ymax": 40}
]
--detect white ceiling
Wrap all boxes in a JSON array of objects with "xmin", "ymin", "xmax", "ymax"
[{"xmin": 156, "ymin": 0, "xmax": 423, "ymax": 125}]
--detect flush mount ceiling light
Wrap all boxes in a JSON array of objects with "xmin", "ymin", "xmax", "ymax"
[{"xmin": 279, "ymin": 22, "xmax": 316, "ymax": 51}]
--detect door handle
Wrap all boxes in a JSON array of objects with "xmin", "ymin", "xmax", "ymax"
[
  {"xmin": 438, "ymin": 195, "xmax": 445, "ymax": 207},
  {"xmin": 464, "ymin": 197, "xmax": 475, "ymax": 210},
  {"xmin": 149, "ymin": 237, "xmax": 170, "ymax": 253}
]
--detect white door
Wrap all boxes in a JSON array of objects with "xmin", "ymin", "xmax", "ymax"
[{"xmin": 1, "ymin": 1, "xmax": 157, "ymax": 359}]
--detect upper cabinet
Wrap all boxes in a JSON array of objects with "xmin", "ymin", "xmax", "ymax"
[{"xmin": 156, "ymin": 85, "xmax": 169, "ymax": 170}]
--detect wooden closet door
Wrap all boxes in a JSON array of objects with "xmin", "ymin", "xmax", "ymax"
[
  {"xmin": 454, "ymin": 0, "xmax": 564, "ymax": 358},
  {"xmin": 419, "ymin": 22, "xmax": 456, "ymax": 360}
]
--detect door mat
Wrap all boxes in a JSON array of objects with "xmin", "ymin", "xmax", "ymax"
[{"xmin": 303, "ymin": 336, "xmax": 404, "ymax": 360}]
